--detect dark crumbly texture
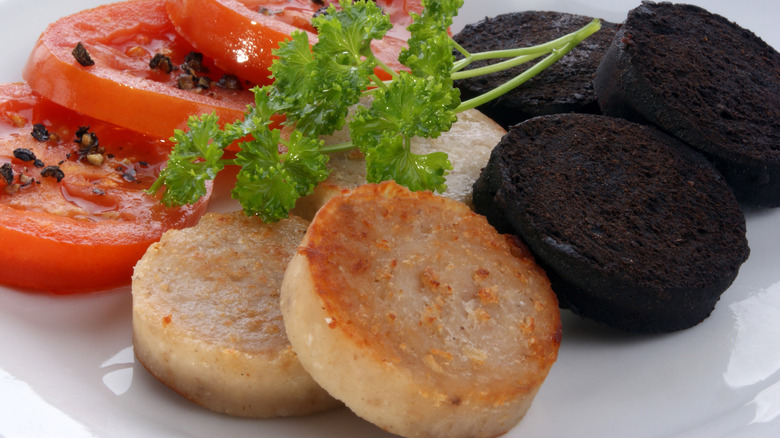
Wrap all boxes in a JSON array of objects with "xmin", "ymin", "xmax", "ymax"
[
  {"xmin": 472, "ymin": 113, "xmax": 750, "ymax": 333},
  {"xmin": 453, "ymin": 11, "xmax": 619, "ymax": 129},
  {"xmin": 594, "ymin": 1, "xmax": 780, "ymax": 207}
]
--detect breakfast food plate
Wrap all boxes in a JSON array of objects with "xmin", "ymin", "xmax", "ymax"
[{"xmin": 1, "ymin": 0, "xmax": 779, "ymax": 437}]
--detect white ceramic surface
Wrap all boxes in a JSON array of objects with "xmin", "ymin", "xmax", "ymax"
[{"xmin": 1, "ymin": 0, "xmax": 779, "ymax": 437}]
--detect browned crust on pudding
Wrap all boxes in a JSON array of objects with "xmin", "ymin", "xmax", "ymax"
[
  {"xmin": 132, "ymin": 211, "xmax": 340, "ymax": 417},
  {"xmin": 281, "ymin": 182, "xmax": 561, "ymax": 437}
]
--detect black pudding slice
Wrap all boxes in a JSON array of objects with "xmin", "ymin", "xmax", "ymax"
[
  {"xmin": 453, "ymin": 11, "xmax": 620, "ymax": 129},
  {"xmin": 594, "ymin": 2, "xmax": 780, "ymax": 207},
  {"xmin": 472, "ymin": 113, "xmax": 750, "ymax": 333}
]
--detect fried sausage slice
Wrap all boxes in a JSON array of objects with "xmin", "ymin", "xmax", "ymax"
[
  {"xmin": 281, "ymin": 182, "xmax": 561, "ymax": 437},
  {"xmin": 132, "ymin": 211, "xmax": 340, "ymax": 417}
]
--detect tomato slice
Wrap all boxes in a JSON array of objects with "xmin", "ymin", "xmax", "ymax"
[
  {"xmin": 0, "ymin": 83, "xmax": 211, "ymax": 294},
  {"xmin": 164, "ymin": 0, "xmax": 424, "ymax": 85},
  {"xmin": 22, "ymin": 0, "xmax": 255, "ymax": 140}
]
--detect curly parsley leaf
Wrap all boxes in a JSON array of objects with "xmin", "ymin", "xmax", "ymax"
[
  {"xmin": 344, "ymin": 0, "xmax": 461, "ymax": 191},
  {"xmin": 232, "ymin": 127, "xmax": 329, "ymax": 222},
  {"xmin": 349, "ymin": 71, "xmax": 459, "ymax": 191},
  {"xmin": 400, "ymin": 0, "xmax": 463, "ymax": 78},
  {"xmin": 149, "ymin": 113, "xmax": 226, "ymax": 206},
  {"xmin": 268, "ymin": 32, "xmax": 316, "ymax": 101},
  {"xmin": 225, "ymin": 85, "xmax": 281, "ymax": 140},
  {"xmin": 269, "ymin": 0, "xmax": 391, "ymax": 137},
  {"xmin": 233, "ymin": 165, "xmax": 300, "ymax": 223},
  {"xmin": 364, "ymin": 135, "xmax": 452, "ymax": 193},
  {"xmin": 281, "ymin": 130, "xmax": 331, "ymax": 196},
  {"xmin": 350, "ymin": 71, "xmax": 460, "ymax": 147},
  {"xmin": 313, "ymin": 0, "xmax": 392, "ymax": 60}
]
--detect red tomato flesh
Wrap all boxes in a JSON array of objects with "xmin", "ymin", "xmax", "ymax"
[
  {"xmin": 22, "ymin": 0, "xmax": 255, "ymax": 140},
  {"xmin": 164, "ymin": 0, "xmax": 424, "ymax": 85},
  {"xmin": 0, "ymin": 83, "xmax": 211, "ymax": 294}
]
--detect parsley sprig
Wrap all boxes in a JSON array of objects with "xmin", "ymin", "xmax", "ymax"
[{"xmin": 149, "ymin": 0, "xmax": 601, "ymax": 222}]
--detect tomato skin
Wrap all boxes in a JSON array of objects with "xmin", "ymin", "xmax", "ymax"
[
  {"xmin": 165, "ymin": 0, "xmax": 303, "ymax": 85},
  {"xmin": 165, "ymin": 0, "xmax": 423, "ymax": 85},
  {"xmin": 0, "ymin": 208, "xmax": 185, "ymax": 294},
  {"xmin": 22, "ymin": 0, "xmax": 255, "ymax": 140},
  {"xmin": 0, "ymin": 83, "xmax": 211, "ymax": 294}
]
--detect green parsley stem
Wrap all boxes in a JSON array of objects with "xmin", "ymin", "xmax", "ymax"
[
  {"xmin": 368, "ymin": 73, "xmax": 390, "ymax": 93},
  {"xmin": 455, "ymin": 18, "xmax": 601, "ymax": 112},
  {"xmin": 320, "ymin": 140, "xmax": 355, "ymax": 154},
  {"xmin": 450, "ymin": 53, "xmax": 542, "ymax": 80},
  {"xmin": 451, "ymin": 18, "xmax": 601, "ymax": 74},
  {"xmin": 456, "ymin": 41, "xmax": 578, "ymax": 112},
  {"xmin": 374, "ymin": 57, "xmax": 400, "ymax": 81},
  {"xmin": 452, "ymin": 40, "xmax": 471, "ymax": 59}
]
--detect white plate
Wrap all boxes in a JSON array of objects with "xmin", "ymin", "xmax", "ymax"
[{"xmin": 1, "ymin": 0, "xmax": 779, "ymax": 437}]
